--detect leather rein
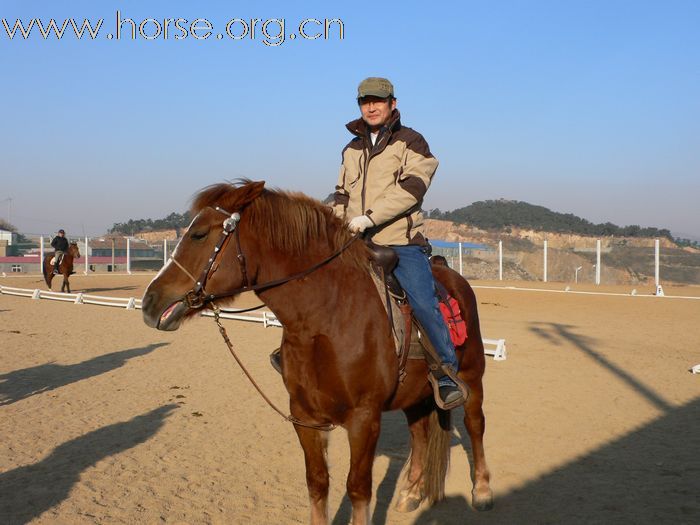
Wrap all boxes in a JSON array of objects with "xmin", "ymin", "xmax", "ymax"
[{"xmin": 170, "ymin": 205, "xmax": 359, "ymax": 431}]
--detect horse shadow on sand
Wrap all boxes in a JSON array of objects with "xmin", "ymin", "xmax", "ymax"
[
  {"xmin": 335, "ymin": 322, "xmax": 699, "ymax": 524},
  {"xmin": 0, "ymin": 404, "xmax": 178, "ymax": 524},
  {"xmin": 0, "ymin": 343, "xmax": 168, "ymax": 406}
]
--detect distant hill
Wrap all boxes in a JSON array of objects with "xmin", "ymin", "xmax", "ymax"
[
  {"xmin": 427, "ymin": 199, "xmax": 675, "ymax": 241},
  {"xmin": 109, "ymin": 197, "xmax": 697, "ymax": 248},
  {"xmin": 109, "ymin": 212, "xmax": 191, "ymax": 236}
]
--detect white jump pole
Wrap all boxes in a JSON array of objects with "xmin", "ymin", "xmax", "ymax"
[
  {"xmin": 126, "ymin": 237, "xmax": 131, "ymax": 275},
  {"xmin": 498, "ymin": 240, "xmax": 503, "ymax": 281},
  {"xmin": 458, "ymin": 242, "xmax": 463, "ymax": 276},
  {"xmin": 163, "ymin": 238, "xmax": 168, "ymax": 267},
  {"xmin": 39, "ymin": 235, "xmax": 44, "ymax": 274},
  {"xmin": 655, "ymin": 239, "xmax": 660, "ymax": 288},
  {"xmin": 84, "ymin": 236, "xmax": 89, "ymax": 274},
  {"xmin": 596, "ymin": 239, "xmax": 601, "ymax": 285},
  {"xmin": 543, "ymin": 239, "xmax": 548, "ymax": 282}
]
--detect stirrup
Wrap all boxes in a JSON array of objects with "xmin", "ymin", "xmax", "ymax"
[{"xmin": 427, "ymin": 367, "xmax": 469, "ymax": 411}]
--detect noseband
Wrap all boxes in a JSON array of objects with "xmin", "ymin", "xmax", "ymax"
[{"xmin": 172, "ymin": 205, "xmax": 359, "ymax": 311}]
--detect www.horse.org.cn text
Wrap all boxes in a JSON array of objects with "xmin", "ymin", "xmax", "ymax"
[{"xmin": 1, "ymin": 12, "xmax": 345, "ymax": 46}]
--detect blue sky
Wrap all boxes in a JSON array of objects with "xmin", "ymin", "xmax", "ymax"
[{"xmin": 1, "ymin": 1, "xmax": 699, "ymax": 238}]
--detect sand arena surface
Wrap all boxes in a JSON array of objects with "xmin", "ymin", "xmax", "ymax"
[{"xmin": 1, "ymin": 273, "xmax": 699, "ymax": 524}]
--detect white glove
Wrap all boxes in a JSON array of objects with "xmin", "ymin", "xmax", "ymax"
[{"xmin": 348, "ymin": 215, "xmax": 374, "ymax": 233}]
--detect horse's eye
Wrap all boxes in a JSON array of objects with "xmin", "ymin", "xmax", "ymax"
[{"xmin": 190, "ymin": 230, "xmax": 208, "ymax": 241}]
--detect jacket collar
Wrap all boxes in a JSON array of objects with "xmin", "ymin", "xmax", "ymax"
[{"xmin": 345, "ymin": 109, "xmax": 402, "ymax": 139}]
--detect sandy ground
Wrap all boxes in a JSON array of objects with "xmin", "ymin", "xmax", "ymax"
[{"xmin": 1, "ymin": 273, "xmax": 699, "ymax": 524}]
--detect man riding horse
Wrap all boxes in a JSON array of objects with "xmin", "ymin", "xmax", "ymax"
[
  {"xmin": 332, "ymin": 77, "xmax": 464, "ymax": 408},
  {"xmin": 51, "ymin": 228, "xmax": 69, "ymax": 274}
]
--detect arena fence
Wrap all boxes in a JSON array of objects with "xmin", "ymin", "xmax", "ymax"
[
  {"xmin": 0, "ymin": 285, "xmax": 508, "ymax": 360},
  {"xmin": 2, "ymin": 231, "xmax": 699, "ymax": 287},
  {"xmin": 430, "ymin": 238, "xmax": 700, "ymax": 287}
]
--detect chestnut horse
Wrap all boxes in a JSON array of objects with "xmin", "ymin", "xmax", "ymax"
[
  {"xmin": 141, "ymin": 181, "xmax": 492, "ymax": 524},
  {"xmin": 43, "ymin": 242, "xmax": 80, "ymax": 293}
]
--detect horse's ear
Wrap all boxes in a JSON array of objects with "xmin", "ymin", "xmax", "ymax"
[{"xmin": 237, "ymin": 180, "xmax": 266, "ymax": 207}]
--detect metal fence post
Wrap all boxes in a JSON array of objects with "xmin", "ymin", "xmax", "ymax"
[
  {"xmin": 655, "ymin": 238, "xmax": 660, "ymax": 288},
  {"xmin": 458, "ymin": 242, "xmax": 463, "ymax": 276},
  {"xmin": 126, "ymin": 237, "xmax": 131, "ymax": 275},
  {"xmin": 84, "ymin": 236, "xmax": 89, "ymax": 274},
  {"xmin": 39, "ymin": 235, "xmax": 44, "ymax": 275},
  {"xmin": 499, "ymin": 240, "xmax": 503, "ymax": 281}
]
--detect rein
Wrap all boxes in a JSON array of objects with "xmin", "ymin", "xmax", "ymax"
[
  {"xmin": 171, "ymin": 204, "xmax": 356, "ymax": 432},
  {"xmin": 212, "ymin": 305, "xmax": 336, "ymax": 431}
]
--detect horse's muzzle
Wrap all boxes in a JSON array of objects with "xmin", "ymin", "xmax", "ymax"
[{"xmin": 142, "ymin": 291, "xmax": 189, "ymax": 331}]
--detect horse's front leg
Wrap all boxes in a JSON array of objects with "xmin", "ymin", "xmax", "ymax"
[
  {"xmin": 345, "ymin": 408, "xmax": 381, "ymax": 525},
  {"xmin": 294, "ymin": 425, "xmax": 330, "ymax": 525},
  {"xmin": 395, "ymin": 401, "xmax": 431, "ymax": 512},
  {"xmin": 62, "ymin": 276, "xmax": 69, "ymax": 293}
]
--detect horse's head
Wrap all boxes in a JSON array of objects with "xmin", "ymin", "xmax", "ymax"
[
  {"xmin": 69, "ymin": 242, "xmax": 81, "ymax": 258},
  {"xmin": 142, "ymin": 180, "xmax": 266, "ymax": 331}
]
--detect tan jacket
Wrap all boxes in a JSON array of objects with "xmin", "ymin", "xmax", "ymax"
[{"xmin": 332, "ymin": 110, "xmax": 439, "ymax": 246}]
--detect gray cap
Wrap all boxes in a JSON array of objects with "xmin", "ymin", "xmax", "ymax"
[{"xmin": 357, "ymin": 77, "xmax": 394, "ymax": 99}]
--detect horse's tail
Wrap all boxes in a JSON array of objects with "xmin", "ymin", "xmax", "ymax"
[{"xmin": 423, "ymin": 407, "xmax": 452, "ymax": 505}]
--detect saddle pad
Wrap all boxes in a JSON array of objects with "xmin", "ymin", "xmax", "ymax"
[
  {"xmin": 369, "ymin": 267, "xmax": 434, "ymax": 362},
  {"xmin": 369, "ymin": 266, "xmax": 405, "ymax": 357}
]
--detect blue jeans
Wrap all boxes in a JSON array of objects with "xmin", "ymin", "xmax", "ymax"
[{"xmin": 392, "ymin": 245, "xmax": 458, "ymax": 387}]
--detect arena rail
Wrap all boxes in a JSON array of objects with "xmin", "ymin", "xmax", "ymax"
[
  {"xmin": 483, "ymin": 338, "xmax": 507, "ymax": 361},
  {"xmin": 1, "ymin": 285, "xmax": 506, "ymax": 360}
]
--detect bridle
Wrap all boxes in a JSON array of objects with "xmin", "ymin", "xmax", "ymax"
[
  {"xmin": 171, "ymin": 205, "xmax": 359, "ymax": 312},
  {"xmin": 168, "ymin": 204, "xmax": 360, "ymax": 431},
  {"xmin": 169, "ymin": 206, "xmax": 245, "ymax": 311}
]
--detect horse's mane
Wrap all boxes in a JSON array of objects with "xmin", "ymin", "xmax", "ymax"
[{"xmin": 191, "ymin": 180, "xmax": 368, "ymax": 269}]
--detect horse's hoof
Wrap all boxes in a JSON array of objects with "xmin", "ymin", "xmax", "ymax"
[
  {"xmin": 472, "ymin": 490, "xmax": 493, "ymax": 511},
  {"xmin": 395, "ymin": 493, "xmax": 423, "ymax": 513}
]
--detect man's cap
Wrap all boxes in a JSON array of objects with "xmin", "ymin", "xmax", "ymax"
[
  {"xmin": 357, "ymin": 77, "xmax": 394, "ymax": 100},
  {"xmin": 58, "ymin": 229, "xmax": 65, "ymax": 234}
]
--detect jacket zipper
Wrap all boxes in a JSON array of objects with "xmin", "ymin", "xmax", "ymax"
[{"xmin": 360, "ymin": 129, "xmax": 390, "ymax": 214}]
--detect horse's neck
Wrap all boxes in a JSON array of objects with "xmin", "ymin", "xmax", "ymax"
[{"xmin": 257, "ymin": 262, "xmax": 370, "ymax": 328}]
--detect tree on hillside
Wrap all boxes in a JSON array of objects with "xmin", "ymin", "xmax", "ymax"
[
  {"xmin": 109, "ymin": 211, "xmax": 191, "ymax": 235},
  {"xmin": 0, "ymin": 219, "xmax": 16, "ymax": 231},
  {"xmin": 442, "ymin": 199, "xmax": 674, "ymax": 240}
]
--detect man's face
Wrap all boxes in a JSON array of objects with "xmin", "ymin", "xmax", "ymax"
[{"xmin": 359, "ymin": 96, "xmax": 396, "ymax": 131}]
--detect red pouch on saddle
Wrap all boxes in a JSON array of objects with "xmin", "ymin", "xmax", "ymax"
[{"xmin": 437, "ymin": 289, "xmax": 467, "ymax": 347}]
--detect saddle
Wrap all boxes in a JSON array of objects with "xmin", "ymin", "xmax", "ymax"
[
  {"xmin": 269, "ymin": 242, "xmax": 469, "ymax": 410},
  {"xmin": 365, "ymin": 241, "xmax": 469, "ymax": 410}
]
